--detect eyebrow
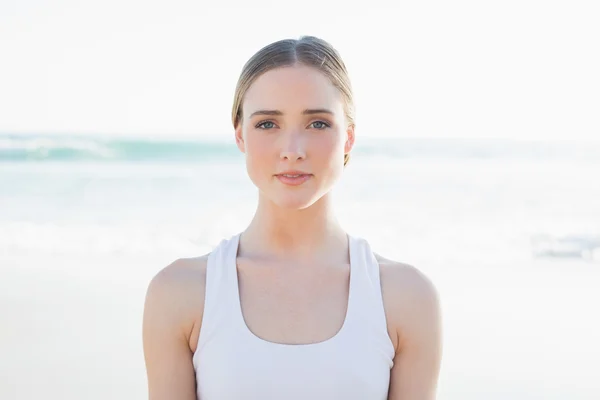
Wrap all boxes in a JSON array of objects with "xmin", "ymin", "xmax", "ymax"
[
  {"xmin": 249, "ymin": 109, "xmax": 283, "ymax": 118},
  {"xmin": 249, "ymin": 108, "xmax": 334, "ymax": 118}
]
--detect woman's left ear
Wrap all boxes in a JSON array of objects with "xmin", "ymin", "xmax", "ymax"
[{"xmin": 345, "ymin": 125, "xmax": 356, "ymax": 154}]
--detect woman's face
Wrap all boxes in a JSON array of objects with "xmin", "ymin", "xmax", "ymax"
[{"xmin": 235, "ymin": 65, "xmax": 354, "ymax": 210}]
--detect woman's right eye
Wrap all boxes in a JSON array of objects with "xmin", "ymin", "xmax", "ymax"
[{"xmin": 256, "ymin": 121, "xmax": 276, "ymax": 129}]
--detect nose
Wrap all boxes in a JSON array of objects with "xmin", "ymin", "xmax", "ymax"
[{"xmin": 279, "ymin": 131, "xmax": 306, "ymax": 161}]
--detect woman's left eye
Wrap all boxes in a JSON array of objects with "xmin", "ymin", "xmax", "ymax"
[{"xmin": 309, "ymin": 121, "xmax": 330, "ymax": 130}]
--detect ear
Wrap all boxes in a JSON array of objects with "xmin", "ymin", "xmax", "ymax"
[
  {"xmin": 344, "ymin": 124, "xmax": 356, "ymax": 154},
  {"xmin": 235, "ymin": 124, "xmax": 245, "ymax": 153}
]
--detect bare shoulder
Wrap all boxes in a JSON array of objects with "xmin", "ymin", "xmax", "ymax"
[
  {"xmin": 148, "ymin": 254, "xmax": 209, "ymax": 293},
  {"xmin": 142, "ymin": 255, "xmax": 210, "ymax": 398},
  {"xmin": 375, "ymin": 254, "xmax": 439, "ymax": 304},
  {"xmin": 374, "ymin": 253, "xmax": 442, "ymax": 352},
  {"xmin": 143, "ymin": 254, "xmax": 210, "ymax": 350}
]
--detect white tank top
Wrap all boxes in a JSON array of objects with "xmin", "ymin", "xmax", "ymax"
[{"xmin": 193, "ymin": 233, "xmax": 395, "ymax": 399}]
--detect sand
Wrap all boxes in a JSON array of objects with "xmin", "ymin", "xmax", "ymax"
[
  {"xmin": 2, "ymin": 252, "xmax": 600, "ymax": 399},
  {"xmin": 0, "ymin": 253, "xmax": 166, "ymax": 400}
]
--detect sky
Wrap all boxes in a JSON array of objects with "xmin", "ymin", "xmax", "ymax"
[{"xmin": 0, "ymin": 0, "xmax": 598, "ymax": 140}]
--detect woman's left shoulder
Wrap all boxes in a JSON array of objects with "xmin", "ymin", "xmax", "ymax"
[
  {"xmin": 375, "ymin": 253, "xmax": 442, "ymax": 351},
  {"xmin": 375, "ymin": 253, "xmax": 439, "ymax": 301}
]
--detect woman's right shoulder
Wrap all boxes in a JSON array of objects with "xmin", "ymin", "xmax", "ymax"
[
  {"xmin": 143, "ymin": 253, "xmax": 211, "ymax": 350},
  {"xmin": 148, "ymin": 254, "xmax": 210, "ymax": 295}
]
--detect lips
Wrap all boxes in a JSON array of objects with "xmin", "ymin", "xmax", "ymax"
[
  {"xmin": 275, "ymin": 172, "xmax": 312, "ymax": 186},
  {"xmin": 276, "ymin": 170, "xmax": 310, "ymax": 176}
]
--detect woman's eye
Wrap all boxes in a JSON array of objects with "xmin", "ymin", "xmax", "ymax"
[
  {"xmin": 310, "ymin": 121, "xmax": 330, "ymax": 130},
  {"xmin": 256, "ymin": 121, "xmax": 276, "ymax": 129}
]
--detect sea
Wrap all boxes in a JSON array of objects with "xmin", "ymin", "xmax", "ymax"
[{"xmin": 1, "ymin": 133, "xmax": 599, "ymax": 399}]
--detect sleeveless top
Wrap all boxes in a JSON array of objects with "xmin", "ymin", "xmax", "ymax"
[{"xmin": 192, "ymin": 233, "xmax": 395, "ymax": 399}]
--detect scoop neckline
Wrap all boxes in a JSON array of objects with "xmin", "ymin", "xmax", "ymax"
[{"xmin": 228, "ymin": 232, "xmax": 356, "ymax": 348}]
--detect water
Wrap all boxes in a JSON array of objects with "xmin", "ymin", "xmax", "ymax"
[{"xmin": 1, "ymin": 133, "xmax": 600, "ymax": 399}]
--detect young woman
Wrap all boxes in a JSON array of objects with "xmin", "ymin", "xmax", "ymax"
[{"xmin": 142, "ymin": 36, "xmax": 443, "ymax": 400}]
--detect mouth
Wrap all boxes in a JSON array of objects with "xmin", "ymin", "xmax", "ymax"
[{"xmin": 274, "ymin": 172, "xmax": 313, "ymax": 186}]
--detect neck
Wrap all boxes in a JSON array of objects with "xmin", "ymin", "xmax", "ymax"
[{"xmin": 240, "ymin": 193, "xmax": 348, "ymax": 265}]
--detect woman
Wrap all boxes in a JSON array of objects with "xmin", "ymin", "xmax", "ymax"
[{"xmin": 142, "ymin": 36, "xmax": 442, "ymax": 399}]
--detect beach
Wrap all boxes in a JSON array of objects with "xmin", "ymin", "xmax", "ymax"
[{"xmin": 2, "ymin": 135, "xmax": 600, "ymax": 399}]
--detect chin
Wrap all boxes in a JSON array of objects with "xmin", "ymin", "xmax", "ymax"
[{"xmin": 271, "ymin": 194, "xmax": 320, "ymax": 210}]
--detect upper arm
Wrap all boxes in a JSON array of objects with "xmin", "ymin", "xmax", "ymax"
[
  {"xmin": 142, "ymin": 258, "xmax": 207, "ymax": 400},
  {"xmin": 381, "ymin": 262, "xmax": 443, "ymax": 400}
]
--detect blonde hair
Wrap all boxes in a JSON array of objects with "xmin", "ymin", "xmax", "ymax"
[{"xmin": 231, "ymin": 36, "xmax": 354, "ymax": 166}]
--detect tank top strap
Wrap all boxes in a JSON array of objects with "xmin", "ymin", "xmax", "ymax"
[
  {"xmin": 196, "ymin": 233, "xmax": 241, "ymax": 354},
  {"xmin": 347, "ymin": 234, "xmax": 388, "ymax": 334}
]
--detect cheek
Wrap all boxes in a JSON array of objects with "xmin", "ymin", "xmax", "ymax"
[
  {"xmin": 314, "ymin": 132, "xmax": 345, "ymax": 162},
  {"xmin": 244, "ymin": 129, "xmax": 270, "ymax": 157},
  {"xmin": 243, "ymin": 132, "xmax": 273, "ymax": 177}
]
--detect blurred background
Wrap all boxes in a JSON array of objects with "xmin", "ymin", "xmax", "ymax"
[{"xmin": 1, "ymin": 0, "xmax": 599, "ymax": 399}]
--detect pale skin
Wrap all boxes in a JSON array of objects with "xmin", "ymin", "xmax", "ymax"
[{"xmin": 143, "ymin": 65, "xmax": 443, "ymax": 399}]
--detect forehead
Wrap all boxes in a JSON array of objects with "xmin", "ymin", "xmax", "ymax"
[{"xmin": 242, "ymin": 65, "xmax": 344, "ymax": 115}]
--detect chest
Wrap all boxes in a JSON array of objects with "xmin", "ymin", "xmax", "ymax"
[
  {"xmin": 197, "ymin": 347, "xmax": 391, "ymax": 400},
  {"xmin": 235, "ymin": 261, "xmax": 351, "ymax": 345},
  {"xmin": 196, "ymin": 338, "xmax": 392, "ymax": 400}
]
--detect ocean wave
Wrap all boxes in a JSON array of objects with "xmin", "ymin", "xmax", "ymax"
[
  {"xmin": 531, "ymin": 233, "xmax": 600, "ymax": 261},
  {"xmin": 2, "ymin": 134, "xmax": 600, "ymax": 163},
  {"xmin": 0, "ymin": 135, "xmax": 240, "ymax": 162}
]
